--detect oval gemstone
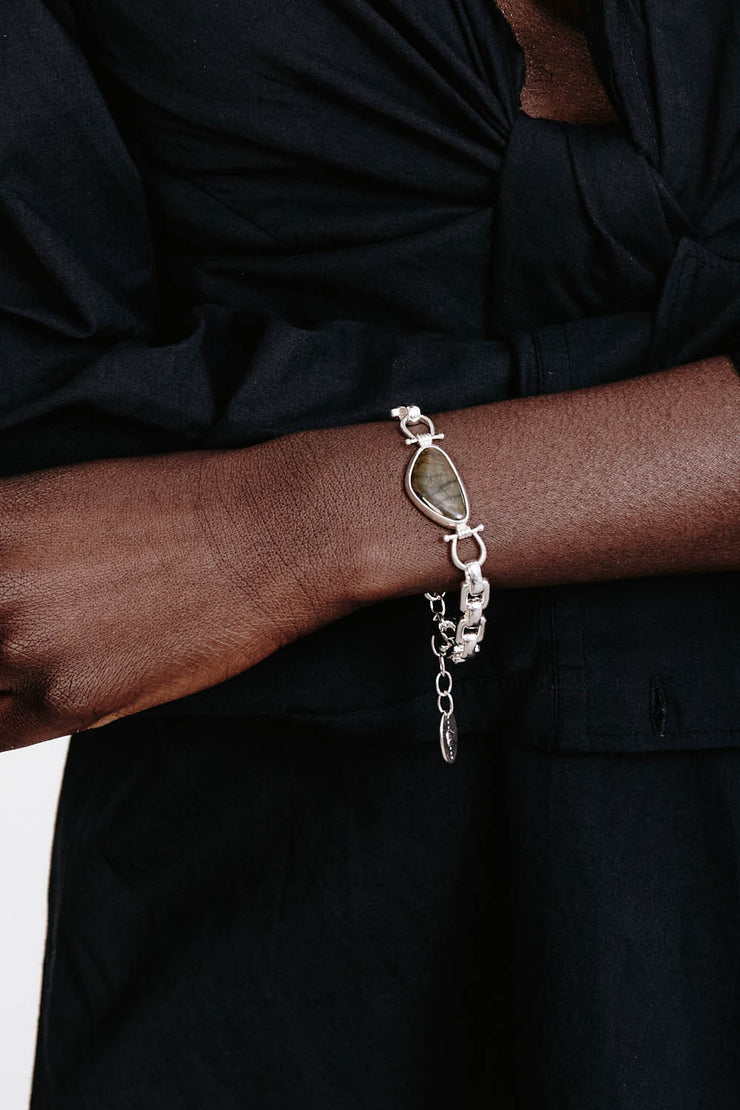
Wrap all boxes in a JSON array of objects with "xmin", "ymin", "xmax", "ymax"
[{"xmin": 409, "ymin": 446, "xmax": 467, "ymax": 522}]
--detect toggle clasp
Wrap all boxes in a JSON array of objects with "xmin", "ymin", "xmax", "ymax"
[
  {"xmin": 390, "ymin": 404, "xmax": 445, "ymax": 446},
  {"xmin": 443, "ymin": 522, "xmax": 487, "ymax": 570}
]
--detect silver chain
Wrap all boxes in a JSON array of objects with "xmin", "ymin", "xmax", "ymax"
[
  {"xmin": 424, "ymin": 558, "xmax": 490, "ymax": 762},
  {"xmin": 391, "ymin": 404, "xmax": 491, "ymax": 764}
]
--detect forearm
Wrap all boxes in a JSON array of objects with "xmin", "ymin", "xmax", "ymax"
[
  {"xmin": 1, "ymin": 352, "xmax": 736, "ymax": 746},
  {"xmin": 0, "ymin": 444, "xmax": 351, "ymax": 743},
  {"xmin": 275, "ymin": 353, "xmax": 740, "ymax": 608}
]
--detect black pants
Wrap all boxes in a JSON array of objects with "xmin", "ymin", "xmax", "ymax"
[{"xmin": 30, "ymin": 715, "xmax": 740, "ymax": 1108}]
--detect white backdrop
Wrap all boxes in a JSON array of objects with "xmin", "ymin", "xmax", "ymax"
[{"xmin": 0, "ymin": 735, "xmax": 70, "ymax": 1110}]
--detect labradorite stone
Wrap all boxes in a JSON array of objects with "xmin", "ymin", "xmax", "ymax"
[{"xmin": 410, "ymin": 447, "xmax": 466, "ymax": 521}]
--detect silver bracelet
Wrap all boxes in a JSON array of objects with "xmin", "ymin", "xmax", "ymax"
[{"xmin": 391, "ymin": 404, "xmax": 491, "ymax": 764}]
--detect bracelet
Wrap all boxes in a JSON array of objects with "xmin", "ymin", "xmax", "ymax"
[{"xmin": 390, "ymin": 404, "xmax": 491, "ymax": 764}]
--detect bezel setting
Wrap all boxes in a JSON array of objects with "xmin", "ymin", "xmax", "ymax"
[{"xmin": 405, "ymin": 444, "xmax": 470, "ymax": 529}]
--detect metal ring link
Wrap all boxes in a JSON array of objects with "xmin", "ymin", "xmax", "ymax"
[
  {"xmin": 445, "ymin": 524, "xmax": 487, "ymax": 571},
  {"xmin": 399, "ymin": 411, "xmax": 435, "ymax": 440},
  {"xmin": 431, "ymin": 630, "xmax": 454, "ymax": 658},
  {"xmin": 435, "ymin": 669, "xmax": 453, "ymax": 697},
  {"xmin": 437, "ymin": 692, "xmax": 454, "ymax": 717},
  {"xmin": 464, "ymin": 560, "xmax": 486, "ymax": 596},
  {"xmin": 431, "ymin": 617, "xmax": 456, "ymax": 656},
  {"xmin": 453, "ymin": 628, "xmax": 482, "ymax": 660},
  {"xmin": 455, "ymin": 615, "xmax": 487, "ymax": 648},
  {"xmin": 460, "ymin": 577, "xmax": 490, "ymax": 613},
  {"xmin": 461, "ymin": 599, "xmax": 483, "ymax": 627}
]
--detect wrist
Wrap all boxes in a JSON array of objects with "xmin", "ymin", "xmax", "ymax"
[
  {"xmin": 331, "ymin": 415, "xmax": 466, "ymax": 607},
  {"xmin": 230, "ymin": 427, "xmax": 366, "ymax": 634},
  {"xmin": 253, "ymin": 418, "xmax": 455, "ymax": 615},
  {"xmin": 276, "ymin": 422, "xmax": 396, "ymax": 614}
]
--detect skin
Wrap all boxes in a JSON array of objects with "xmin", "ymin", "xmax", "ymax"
[
  {"xmin": 496, "ymin": 0, "xmax": 618, "ymax": 123},
  {"xmin": 0, "ymin": 3, "xmax": 737, "ymax": 751}
]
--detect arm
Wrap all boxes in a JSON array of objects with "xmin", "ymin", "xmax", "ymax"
[
  {"xmin": 0, "ymin": 0, "xmax": 684, "ymax": 750},
  {"xmin": 0, "ymin": 351, "xmax": 736, "ymax": 750},
  {"xmin": 1, "ymin": 0, "xmax": 737, "ymax": 748},
  {"xmin": 341, "ymin": 353, "xmax": 740, "ymax": 598}
]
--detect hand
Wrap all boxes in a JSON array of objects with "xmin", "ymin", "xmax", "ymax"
[{"xmin": 0, "ymin": 440, "xmax": 352, "ymax": 751}]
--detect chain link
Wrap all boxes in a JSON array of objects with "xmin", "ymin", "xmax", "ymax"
[{"xmin": 425, "ymin": 590, "xmax": 456, "ymax": 725}]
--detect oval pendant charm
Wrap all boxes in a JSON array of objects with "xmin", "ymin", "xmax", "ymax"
[{"xmin": 439, "ymin": 711, "xmax": 458, "ymax": 763}]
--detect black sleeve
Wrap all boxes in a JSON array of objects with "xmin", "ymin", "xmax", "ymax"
[
  {"xmin": 0, "ymin": 0, "xmax": 523, "ymax": 478},
  {"xmin": 0, "ymin": 0, "xmax": 664, "ymax": 480}
]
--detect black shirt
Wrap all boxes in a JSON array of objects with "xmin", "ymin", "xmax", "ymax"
[
  {"xmin": 7, "ymin": 0, "xmax": 739, "ymax": 1104},
  {"xmin": 1, "ymin": 0, "xmax": 736, "ymax": 744}
]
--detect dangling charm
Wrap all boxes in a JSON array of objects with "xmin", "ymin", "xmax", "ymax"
[{"xmin": 440, "ymin": 711, "xmax": 458, "ymax": 764}]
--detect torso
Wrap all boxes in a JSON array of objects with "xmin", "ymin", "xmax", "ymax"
[
  {"xmin": 495, "ymin": 0, "xmax": 618, "ymax": 123},
  {"xmin": 62, "ymin": 0, "xmax": 620, "ymax": 337}
]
